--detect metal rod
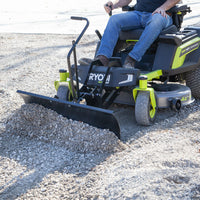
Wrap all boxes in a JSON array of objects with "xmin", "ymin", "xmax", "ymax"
[
  {"xmin": 67, "ymin": 55, "xmax": 76, "ymax": 99},
  {"xmin": 99, "ymin": 66, "xmax": 110, "ymax": 93},
  {"xmin": 67, "ymin": 17, "xmax": 89, "ymax": 101},
  {"xmin": 72, "ymin": 40, "xmax": 80, "ymax": 99}
]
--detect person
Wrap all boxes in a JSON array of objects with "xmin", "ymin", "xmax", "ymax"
[{"xmin": 96, "ymin": 0, "xmax": 180, "ymax": 68}]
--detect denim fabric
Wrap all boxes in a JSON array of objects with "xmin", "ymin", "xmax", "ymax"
[{"xmin": 96, "ymin": 11, "xmax": 173, "ymax": 62}]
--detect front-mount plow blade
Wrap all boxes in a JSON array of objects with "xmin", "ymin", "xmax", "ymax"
[{"xmin": 17, "ymin": 90, "xmax": 120, "ymax": 139}]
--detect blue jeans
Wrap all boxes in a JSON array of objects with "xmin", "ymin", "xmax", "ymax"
[{"xmin": 96, "ymin": 11, "xmax": 173, "ymax": 62}]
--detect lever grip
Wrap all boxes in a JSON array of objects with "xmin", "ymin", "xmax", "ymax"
[
  {"xmin": 105, "ymin": 4, "xmax": 112, "ymax": 16},
  {"xmin": 71, "ymin": 16, "xmax": 84, "ymax": 20}
]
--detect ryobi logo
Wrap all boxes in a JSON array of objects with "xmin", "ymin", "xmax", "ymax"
[
  {"xmin": 180, "ymin": 42, "xmax": 200, "ymax": 57},
  {"xmin": 89, "ymin": 73, "xmax": 110, "ymax": 84}
]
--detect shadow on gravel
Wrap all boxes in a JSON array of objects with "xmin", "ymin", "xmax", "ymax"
[
  {"xmin": 0, "ymin": 101, "xmax": 124, "ymax": 199},
  {"xmin": 114, "ymin": 99, "xmax": 200, "ymax": 142},
  {"xmin": 0, "ymin": 93, "xmax": 200, "ymax": 199},
  {"xmin": 0, "ymin": 45, "xmax": 67, "ymax": 72},
  {"xmin": 0, "ymin": 40, "xmax": 96, "ymax": 72},
  {"xmin": 0, "ymin": 99, "xmax": 200, "ymax": 199},
  {"xmin": 0, "ymin": 131, "xmax": 111, "ymax": 199}
]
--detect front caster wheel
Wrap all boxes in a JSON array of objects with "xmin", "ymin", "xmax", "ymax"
[
  {"xmin": 56, "ymin": 86, "xmax": 71, "ymax": 101},
  {"xmin": 135, "ymin": 91, "xmax": 157, "ymax": 126}
]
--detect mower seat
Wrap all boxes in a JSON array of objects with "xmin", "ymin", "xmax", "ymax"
[{"xmin": 119, "ymin": 24, "xmax": 178, "ymax": 41}]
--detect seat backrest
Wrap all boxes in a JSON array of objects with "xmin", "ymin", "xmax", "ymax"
[{"xmin": 168, "ymin": 4, "xmax": 191, "ymax": 30}]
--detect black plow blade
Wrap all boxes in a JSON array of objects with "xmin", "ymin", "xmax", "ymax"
[{"xmin": 17, "ymin": 90, "xmax": 120, "ymax": 139}]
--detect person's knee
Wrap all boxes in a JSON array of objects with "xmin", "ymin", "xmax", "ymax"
[
  {"xmin": 108, "ymin": 15, "xmax": 119, "ymax": 26},
  {"xmin": 148, "ymin": 13, "xmax": 167, "ymax": 29}
]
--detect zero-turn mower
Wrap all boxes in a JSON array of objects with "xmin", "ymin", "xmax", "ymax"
[{"xmin": 17, "ymin": 4, "xmax": 200, "ymax": 139}]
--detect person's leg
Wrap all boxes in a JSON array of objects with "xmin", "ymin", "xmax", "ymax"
[
  {"xmin": 96, "ymin": 11, "xmax": 142, "ymax": 59},
  {"xmin": 129, "ymin": 13, "xmax": 173, "ymax": 62}
]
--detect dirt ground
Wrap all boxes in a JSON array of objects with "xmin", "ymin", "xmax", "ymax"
[{"xmin": 0, "ymin": 33, "xmax": 200, "ymax": 199}]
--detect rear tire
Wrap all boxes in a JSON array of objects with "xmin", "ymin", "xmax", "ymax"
[
  {"xmin": 185, "ymin": 66, "xmax": 200, "ymax": 99},
  {"xmin": 57, "ymin": 86, "xmax": 70, "ymax": 101},
  {"xmin": 135, "ymin": 91, "xmax": 156, "ymax": 126}
]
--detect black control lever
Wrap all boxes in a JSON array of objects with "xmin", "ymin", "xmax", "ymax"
[{"xmin": 67, "ymin": 16, "xmax": 90, "ymax": 100}]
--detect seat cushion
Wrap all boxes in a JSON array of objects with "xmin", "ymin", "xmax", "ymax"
[{"xmin": 119, "ymin": 25, "xmax": 178, "ymax": 41}]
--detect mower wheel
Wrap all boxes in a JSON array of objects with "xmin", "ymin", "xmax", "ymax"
[
  {"xmin": 56, "ymin": 86, "xmax": 71, "ymax": 101},
  {"xmin": 135, "ymin": 91, "xmax": 156, "ymax": 126},
  {"xmin": 185, "ymin": 66, "xmax": 200, "ymax": 99}
]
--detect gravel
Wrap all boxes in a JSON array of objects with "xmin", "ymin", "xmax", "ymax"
[
  {"xmin": 0, "ymin": 33, "xmax": 200, "ymax": 199},
  {"xmin": 6, "ymin": 104, "xmax": 126, "ymax": 153}
]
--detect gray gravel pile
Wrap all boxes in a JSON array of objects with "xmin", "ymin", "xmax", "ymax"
[{"xmin": 6, "ymin": 104, "xmax": 126, "ymax": 153}]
